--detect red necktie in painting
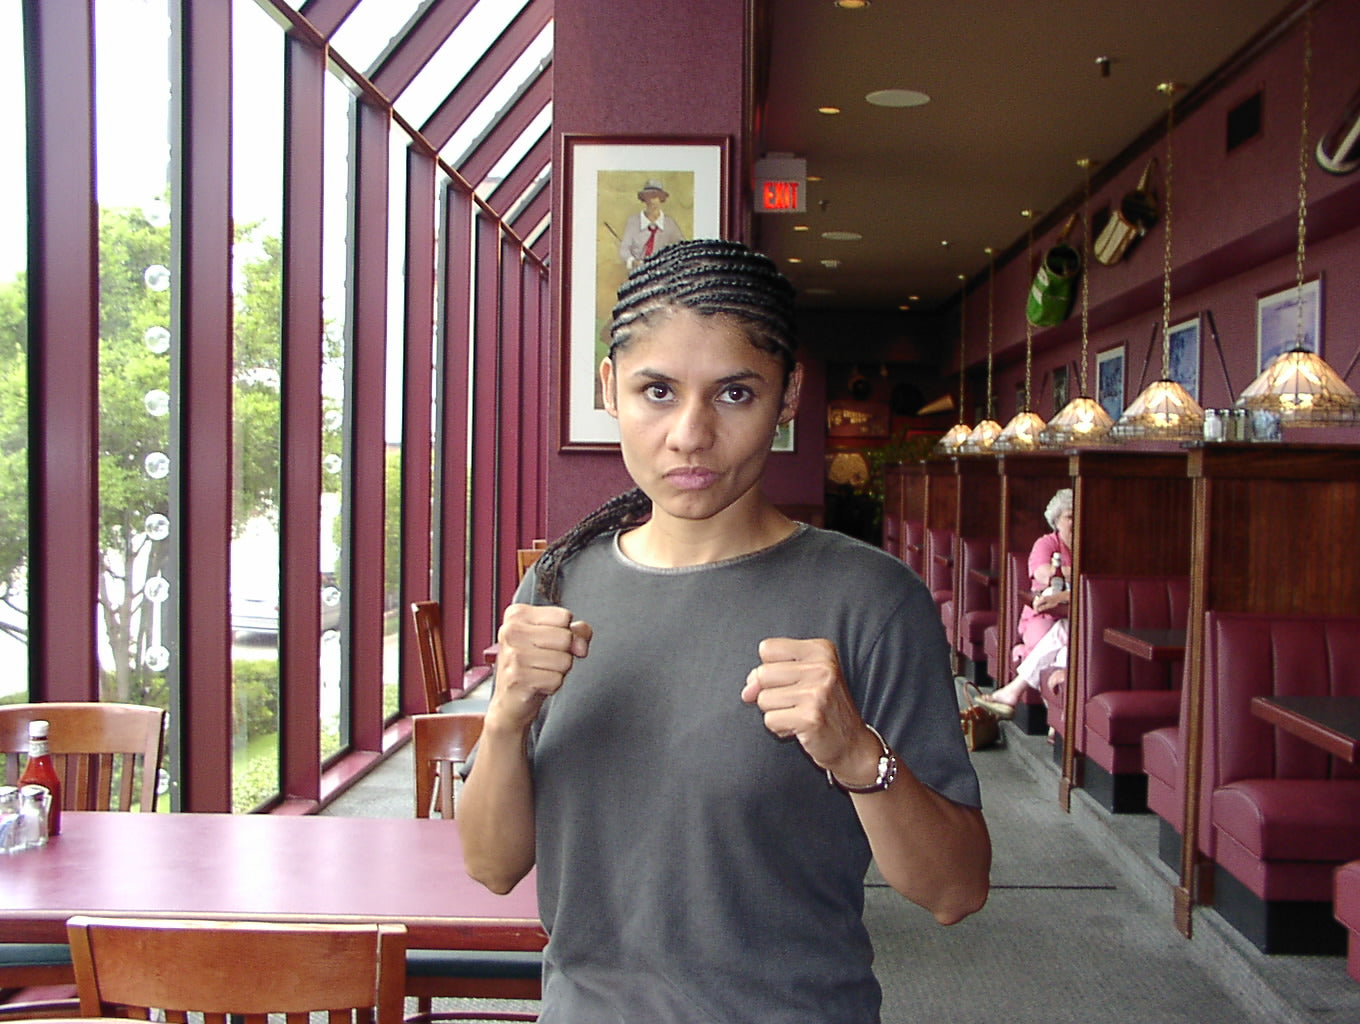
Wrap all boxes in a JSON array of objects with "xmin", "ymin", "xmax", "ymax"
[{"xmin": 643, "ymin": 224, "xmax": 659, "ymax": 257}]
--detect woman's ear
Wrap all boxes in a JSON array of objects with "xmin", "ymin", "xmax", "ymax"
[
  {"xmin": 599, "ymin": 357, "xmax": 619, "ymax": 418},
  {"xmin": 778, "ymin": 363, "xmax": 804, "ymax": 425}
]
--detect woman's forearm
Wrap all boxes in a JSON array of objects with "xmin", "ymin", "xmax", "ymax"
[{"xmin": 456, "ymin": 716, "xmax": 538, "ymax": 894}]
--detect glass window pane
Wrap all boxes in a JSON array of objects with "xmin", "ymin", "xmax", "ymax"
[
  {"xmin": 231, "ymin": 0, "xmax": 285, "ymax": 813},
  {"xmin": 0, "ymin": 1, "xmax": 28, "ymax": 706},
  {"xmin": 93, "ymin": 1, "xmax": 175, "ymax": 800},
  {"xmin": 441, "ymin": 21, "xmax": 551, "ymax": 174},
  {"xmin": 383, "ymin": 129, "xmax": 410, "ymax": 722},
  {"xmin": 395, "ymin": 0, "xmax": 530, "ymax": 129},
  {"xmin": 475, "ymin": 104, "xmax": 550, "ymax": 200},
  {"xmin": 330, "ymin": 0, "xmax": 428, "ymax": 77},
  {"xmin": 321, "ymin": 68, "xmax": 352, "ymax": 761}
]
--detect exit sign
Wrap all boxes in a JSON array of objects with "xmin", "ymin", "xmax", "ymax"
[{"xmin": 754, "ymin": 155, "xmax": 806, "ymax": 213}]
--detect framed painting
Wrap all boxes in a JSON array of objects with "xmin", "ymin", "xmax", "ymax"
[
  {"xmin": 1051, "ymin": 364, "xmax": 1069, "ymax": 414},
  {"xmin": 1167, "ymin": 315, "xmax": 1200, "ymax": 401},
  {"xmin": 560, "ymin": 134, "xmax": 729, "ymax": 448},
  {"xmin": 1097, "ymin": 344, "xmax": 1126, "ymax": 420},
  {"xmin": 1257, "ymin": 276, "xmax": 1322, "ymax": 373}
]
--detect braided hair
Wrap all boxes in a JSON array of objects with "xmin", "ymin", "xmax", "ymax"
[{"xmin": 534, "ymin": 239, "xmax": 798, "ymax": 603}]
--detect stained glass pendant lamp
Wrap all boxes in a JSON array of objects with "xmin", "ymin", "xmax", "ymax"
[
  {"xmin": 1113, "ymin": 84, "xmax": 1206, "ymax": 441},
  {"xmin": 935, "ymin": 273, "xmax": 973, "ymax": 453},
  {"xmin": 1042, "ymin": 160, "xmax": 1113, "ymax": 447},
  {"xmin": 1235, "ymin": 11, "xmax": 1360, "ymax": 426},
  {"xmin": 996, "ymin": 212, "xmax": 1050, "ymax": 451},
  {"xmin": 961, "ymin": 250, "xmax": 1003, "ymax": 452}
]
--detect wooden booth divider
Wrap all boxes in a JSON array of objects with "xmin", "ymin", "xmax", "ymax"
[
  {"xmin": 1174, "ymin": 443, "xmax": 1360, "ymax": 939},
  {"xmin": 1062, "ymin": 449, "xmax": 1194, "ymax": 811}
]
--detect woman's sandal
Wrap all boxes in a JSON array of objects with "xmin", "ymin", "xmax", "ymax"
[{"xmin": 961, "ymin": 681, "xmax": 1016, "ymax": 721}]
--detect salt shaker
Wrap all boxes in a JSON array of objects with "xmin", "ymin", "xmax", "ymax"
[
  {"xmin": 18, "ymin": 784, "xmax": 49, "ymax": 848},
  {"xmin": 0, "ymin": 785, "xmax": 20, "ymax": 853},
  {"xmin": 1202, "ymin": 408, "xmax": 1224, "ymax": 442}
]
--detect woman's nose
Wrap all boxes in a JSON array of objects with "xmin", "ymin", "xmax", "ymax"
[{"xmin": 668, "ymin": 398, "xmax": 716, "ymax": 451}]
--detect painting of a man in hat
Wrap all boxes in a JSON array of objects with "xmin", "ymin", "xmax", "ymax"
[{"xmin": 616, "ymin": 178, "xmax": 687, "ymax": 270}]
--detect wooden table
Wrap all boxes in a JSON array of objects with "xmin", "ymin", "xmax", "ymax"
[
  {"xmin": 1102, "ymin": 626, "xmax": 1186, "ymax": 662},
  {"xmin": 0, "ymin": 812, "xmax": 544, "ymax": 952},
  {"xmin": 1250, "ymin": 695, "xmax": 1360, "ymax": 765}
]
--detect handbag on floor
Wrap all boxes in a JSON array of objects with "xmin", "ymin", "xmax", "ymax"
[{"xmin": 959, "ymin": 683, "xmax": 1000, "ymax": 752}]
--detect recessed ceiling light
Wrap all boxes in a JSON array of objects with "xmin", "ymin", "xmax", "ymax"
[
  {"xmin": 806, "ymin": 287, "xmax": 836, "ymax": 295},
  {"xmin": 787, "ymin": 257, "xmax": 803, "ymax": 264},
  {"xmin": 820, "ymin": 259, "xmax": 841, "ymax": 269},
  {"xmin": 866, "ymin": 89, "xmax": 930, "ymax": 108},
  {"xmin": 793, "ymin": 224, "xmax": 810, "ymax": 232},
  {"xmin": 806, "ymin": 174, "xmax": 823, "ymax": 183},
  {"xmin": 898, "ymin": 303, "xmax": 911, "ymax": 311},
  {"xmin": 834, "ymin": 0, "xmax": 870, "ymax": 9},
  {"xmin": 821, "ymin": 230, "xmax": 863, "ymax": 242},
  {"xmin": 817, "ymin": 106, "xmax": 842, "ymax": 115}
]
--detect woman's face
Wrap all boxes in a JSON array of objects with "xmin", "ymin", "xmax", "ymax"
[
  {"xmin": 1056, "ymin": 508, "xmax": 1074, "ymax": 549},
  {"xmin": 600, "ymin": 309, "xmax": 800, "ymax": 528}
]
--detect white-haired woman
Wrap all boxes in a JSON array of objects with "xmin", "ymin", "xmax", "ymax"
[{"xmin": 975, "ymin": 488, "xmax": 1072, "ymax": 718}]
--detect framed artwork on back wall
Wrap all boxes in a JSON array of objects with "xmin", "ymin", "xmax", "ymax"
[{"xmin": 559, "ymin": 134, "xmax": 729, "ymax": 448}]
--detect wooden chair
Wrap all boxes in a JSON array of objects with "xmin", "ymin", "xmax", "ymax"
[
  {"xmin": 405, "ymin": 714, "xmax": 540, "ymax": 1022},
  {"xmin": 0, "ymin": 701, "xmax": 165, "ymax": 812},
  {"xmin": 410, "ymin": 601, "xmax": 466, "ymax": 713},
  {"xmin": 67, "ymin": 915, "xmax": 406, "ymax": 1024},
  {"xmin": 0, "ymin": 702, "xmax": 166, "ymax": 1019},
  {"xmin": 413, "ymin": 712, "xmax": 485, "ymax": 819}
]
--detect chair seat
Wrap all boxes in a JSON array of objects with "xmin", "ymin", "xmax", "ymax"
[{"xmin": 1085, "ymin": 690, "xmax": 1180, "ymax": 746}]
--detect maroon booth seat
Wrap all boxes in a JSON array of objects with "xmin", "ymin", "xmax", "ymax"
[
  {"xmin": 1142, "ymin": 675, "xmax": 1192, "ymax": 870},
  {"xmin": 1201, "ymin": 612, "xmax": 1360, "ymax": 955},
  {"xmin": 902, "ymin": 520, "xmax": 924, "ymax": 577},
  {"xmin": 1046, "ymin": 574, "xmax": 1187, "ymax": 814},
  {"xmin": 1337, "ymin": 860, "xmax": 1360, "ymax": 983},
  {"xmin": 984, "ymin": 551, "xmax": 1047, "ymax": 735},
  {"xmin": 926, "ymin": 527, "xmax": 954, "ymax": 615},
  {"xmin": 944, "ymin": 537, "xmax": 998, "ymax": 685}
]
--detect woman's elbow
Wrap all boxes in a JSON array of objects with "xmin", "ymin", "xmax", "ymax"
[{"xmin": 930, "ymin": 877, "xmax": 990, "ymax": 925}]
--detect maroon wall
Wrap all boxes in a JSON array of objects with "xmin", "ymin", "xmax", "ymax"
[
  {"xmin": 546, "ymin": 0, "xmax": 826, "ymax": 539},
  {"xmin": 974, "ymin": 0, "xmax": 1360, "ymax": 437}
]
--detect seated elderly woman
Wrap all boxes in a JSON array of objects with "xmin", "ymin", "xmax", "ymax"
[{"xmin": 975, "ymin": 488, "xmax": 1072, "ymax": 719}]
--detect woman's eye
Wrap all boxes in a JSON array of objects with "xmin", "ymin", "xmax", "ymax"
[{"xmin": 644, "ymin": 383, "xmax": 672, "ymax": 401}]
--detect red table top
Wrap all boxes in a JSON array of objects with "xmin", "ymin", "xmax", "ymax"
[{"xmin": 0, "ymin": 812, "xmax": 544, "ymax": 952}]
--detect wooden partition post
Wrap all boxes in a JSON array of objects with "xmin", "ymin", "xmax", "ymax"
[
  {"xmin": 950, "ymin": 456, "xmax": 1003, "ymax": 671},
  {"xmin": 1062, "ymin": 450, "xmax": 1194, "ymax": 810},
  {"xmin": 1174, "ymin": 443, "xmax": 1360, "ymax": 938}
]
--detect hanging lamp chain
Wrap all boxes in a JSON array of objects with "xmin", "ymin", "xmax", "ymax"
[
  {"xmin": 1024, "ymin": 220, "xmax": 1034, "ymax": 408},
  {"xmin": 958, "ymin": 275, "xmax": 967, "ymax": 417},
  {"xmin": 1294, "ymin": 8, "xmax": 1312, "ymax": 347},
  {"xmin": 1080, "ymin": 165, "xmax": 1091, "ymax": 392},
  {"xmin": 1160, "ymin": 85, "xmax": 1176, "ymax": 377},
  {"xmin": 986, "ymin": 252, "xmax": 995, "ymax": 419}
]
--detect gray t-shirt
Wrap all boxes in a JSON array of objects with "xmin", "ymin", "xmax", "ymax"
[{"xmin": 512, "ymin": 524, "xmax": 980, "ymax": 1023}]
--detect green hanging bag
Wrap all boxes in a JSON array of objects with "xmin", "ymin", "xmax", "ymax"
[{"xmin": 1026, "ymin": 213, "xmax": 1081, "ymax": 328}]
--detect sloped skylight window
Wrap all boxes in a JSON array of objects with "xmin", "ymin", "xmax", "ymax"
[
  {"xmin": 329, "ymin": 0, "xmax": 427, "ymax": 75},
  {"xmin": 442, "ymin": 21, "xmax": 552, "ymax": 172},
  {"xmin": 393, "ymin": 0, "xmax": 530, "ymax": 128}
]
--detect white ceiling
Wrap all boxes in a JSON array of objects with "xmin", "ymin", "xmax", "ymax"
[{"xmin": 753, "ymin": 0, "xmax": 1299, "ymax": 314}]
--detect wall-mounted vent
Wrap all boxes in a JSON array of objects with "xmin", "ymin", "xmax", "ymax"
[{"xmin": 1227, "ymin": 90, "xmax": 1263, "ymax": 152}]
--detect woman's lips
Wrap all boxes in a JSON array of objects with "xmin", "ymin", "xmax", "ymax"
[{"xmin": 665, "ymin": 467, "xmax": 720, "ymax": 491}]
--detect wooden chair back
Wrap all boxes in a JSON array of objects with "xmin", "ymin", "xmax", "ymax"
[
  {"xmin": 67, "ymin": 915, "xmax": 406, "ymax": 1024},
  {"xmin": 410, "ymin": 601, "xmax": 463, "ymax": 713},
  {"xmin": 0, "ymin": 702, "xmax": 166, "ymax": 812},
  {"xmin": 413, "ymin": 712, "xmax": 485, "ymax": 819},
  {"xmin": 516, "ymin": 548, "xmax": 544, "ymax": 582}
]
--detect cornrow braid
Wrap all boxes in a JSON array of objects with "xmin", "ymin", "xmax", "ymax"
[
  {"xmin": 534, "ymin": 488, "xmax": 653, "ymax": 603},
  {"xmin": 534, "ymin": 240, "xmax": 797, "ymax": 604},
  {"xmin": 609, "ymin": 239, "xmax": 797, "ymax": 371}
]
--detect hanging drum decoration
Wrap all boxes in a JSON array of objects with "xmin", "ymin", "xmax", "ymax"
[
  {"xmin": 1025, "ymin": 213, "xmax": 1081, "ymax": 328},
  {"xmin": 1316, "ymin": 82, "xmax": 1360, "ymax": 175},
  {"xmin": 1094, "ymin": 158, "xmax": 1160, "ymax": 265}
]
